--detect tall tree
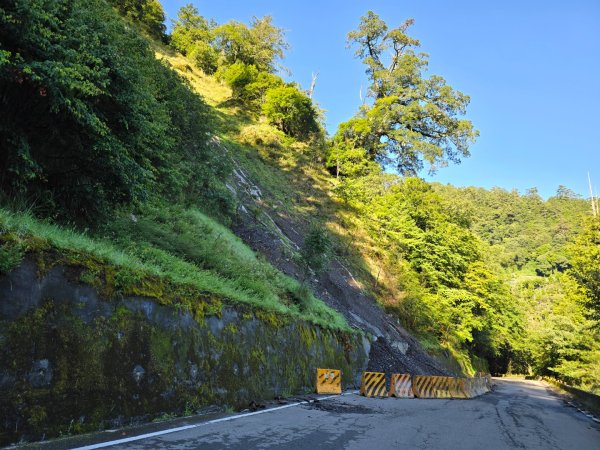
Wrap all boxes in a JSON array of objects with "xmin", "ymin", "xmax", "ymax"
[
  {"xmin": 170, "ymin": 4, "xmax": 218, "ymax": 74},
  {"xmin": 334, "ymin": 11, "xmax": 478, "ymax": 176},
  {"xmin": 214, "ymin": 16, "xmax": 288, "ymax": 73},
  {"xmin": 170, "ymin": 3, "xmax": 213, "ymax": 55}
]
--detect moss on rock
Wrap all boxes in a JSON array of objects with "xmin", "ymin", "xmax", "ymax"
[{"xmin": 0, "ymin": 256, "xmax": 369, "ymax": 445}]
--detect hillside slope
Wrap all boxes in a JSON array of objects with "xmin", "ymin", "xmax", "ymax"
[{"xmin": 153, "ymin": 43, "xmax": 452, "ymax": 376}]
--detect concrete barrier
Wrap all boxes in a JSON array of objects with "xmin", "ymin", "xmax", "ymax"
[
  {"xmin": 316, "ymin": 368, "xmax": 342, "ymax": 394},
  {"xmin": 475, "ymin": 372, "xmax": 494, "ymax": 390},
  {"xmin": 389, "ymin": 373, "xmax": 414, "ymax": 398},
  {"xmin": 359, "ymin": 372, "xmax": 387, "ymax": 397},
  {"xmin": 413, "ymin": 376, "xmax": 452, "ymax": 398},
  {"xmin": 464, "ymin": 377, "xmax": 489, "ymax": 397},
  {"xmin": 412, "ymin": 376, "xmax": 489, "ymax": 399}
]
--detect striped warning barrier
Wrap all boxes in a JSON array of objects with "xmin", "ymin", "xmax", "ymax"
[
  {"xmin": 316, "ymin": 368, "xmax": 342, "ymax": 394},
  {"xmin": 389, "ymin": 373, "xmax": 414, "ymax": 398},
  {"xmin": 412, "ymin": 376, "xmax": 488, "ymax": 399},
  {"xmin": 358, "ymin": 373, "xmax": 490, "ymax": 400},
  {"xmin": 449, "ymin": 378, "xmax": 469, "ymax": 399},
  {"xmin": 360, "ymin": 372, "xmax": 387, "ymax": 397},
  {"xmin": 412, "ymin": 376, "xmax": 454, "ymax": 398}
]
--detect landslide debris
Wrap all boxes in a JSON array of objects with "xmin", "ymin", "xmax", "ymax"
[{"xmin": 225, "ymin": 152, "xmax": 451, "ymax": 376}]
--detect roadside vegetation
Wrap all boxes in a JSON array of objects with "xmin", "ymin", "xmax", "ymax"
[
  {"xmin": 0, "ymin": 206, "xmax": 350, "ymax": 330},
  {"xmin": 0, "ymin": 0, "xmax": 598, "ymax": 393}
]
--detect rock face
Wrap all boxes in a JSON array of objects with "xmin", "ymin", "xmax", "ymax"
[{"xmin": 0, "ymin": 260, "xmax": 369, "ymax": 445}]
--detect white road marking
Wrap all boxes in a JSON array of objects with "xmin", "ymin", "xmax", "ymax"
[{"xmin": 71, "ymin": 391, "xmax": 358, "ymax": 450}]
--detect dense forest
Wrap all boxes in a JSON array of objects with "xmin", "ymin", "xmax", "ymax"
[{"xmin": 1, "ymin": 0, "xmax": 598, "ymax": 394}]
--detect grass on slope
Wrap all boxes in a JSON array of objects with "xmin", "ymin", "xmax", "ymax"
[
  {"xmin": 154, "ymin": 40, "xmax": 396, "ymax": 322},
  {"xmin": 0, "ymin": 206, "xmax": 351, "ymax": 332},
  {"xmin": 151, "ymin": 42, "xmax": 483, "ymax": 373}
]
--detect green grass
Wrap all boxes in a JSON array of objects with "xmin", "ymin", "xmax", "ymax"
[
  {"xmin": 152, "ymin": 44, "xmax": 374, "ymax": 333},
  {"xmin": 0, "ymin": 207, "xmax": 351, "ymax": 332}
]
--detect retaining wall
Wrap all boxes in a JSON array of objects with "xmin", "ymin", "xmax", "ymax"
[{"xmin": 0, "ymin": 259, "xmax": 369, "ymax": 445}]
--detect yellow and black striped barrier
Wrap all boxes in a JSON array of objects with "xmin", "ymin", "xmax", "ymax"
[
  {"xmin": 449, "ymin": 378, "xmax": 469, "ymax": 398},
  {"xmin": 389, "ymin": 373, "xmax": 414, "ymax": 398},
  {"xmin": 356, "ymin": 373, "xmax": 489, "ymax": 399},
  {"xmin": 316, "ymin": 368, "xmax": 342, "ymax": 394},
  {"xmin": 413, "ymin": 375, "xmax": 453, "ymax": 398},
  {"xmin": 412, "ymin": 376, "xmax": 486, "ymax": 399},
  {"xmin": 359, "ymin": 371, "xmax": 387, "ymax": 397}
]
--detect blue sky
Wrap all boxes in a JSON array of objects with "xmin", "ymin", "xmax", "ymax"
[{"xmin": 161, "ymin": 0, "xmax": 600, "ymax": 199}]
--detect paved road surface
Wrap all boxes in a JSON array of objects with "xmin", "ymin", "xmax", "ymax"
[{"xmin": 79, "ymin": 378, "xmax": 599, "ymax": 450}]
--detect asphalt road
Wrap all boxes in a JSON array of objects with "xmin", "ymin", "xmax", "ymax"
[{"xmin": 70, "ymin": 378, "xmax": 598, "ymax": 450}]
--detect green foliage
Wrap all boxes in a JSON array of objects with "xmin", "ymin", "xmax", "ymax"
[
  {"xmin": 335, "ymin": 11, "xmax": 478, "ymax": 176},
  {"xmin": 188, "ymin": 40, "xmax": 219, "ymax": 75},
  {"xmin": 262, "ymin": 85, "xmax": 320, "ymax": 140},
  {"xmin": 432, "ymin": 184, "xmax": 589, "ymax": 275},
  {"xmin": 170, "ymin": 3, "xmax": 216, "ymax": 73},
  {"xmin": 429, "ymin": 184, "xmax": 597, "ymax": 386},
  {"xmin": 245, "ymin": 72, "xmax": 285, "ymax": 103},
  {"xmin": 170, "ymin": 5, "xmax": 287, "ymax": 76},
  {"xmin": 518, "ymin": 275, "xmax": 600, "ymax": 392},
  {"xmin": 342, "ymin": 176, "xmax": 480, "ymax": 289},
  {"xmin": 0, "ymin": 207, "xmax": 351, "ymax": 332},
  {"xmin": 149, "ymin": 63, "xmax": 233, "ymax": 218},
  {"xmin": 217, "ymin": 61, "xmax": 259, "ymax": 99},
  {"xmin": 217, "ymin": 61, "xmax": 285, "ymax": 111},
  {"xmin": 299, "ymin": 224, "xmax": 332, "ymax": 278},
  {"xmin": 327, "ymin": 119, "xmax": 380, "ymax": 178},
  {"xmin": 0, "ymin": 241, "xmax": 23, "ymax": 274},
  {"xmin": 568, "ymin": 217, "xmax": 600, "ymax": 321},
  {"xmin": 214, "ymin": 16, "xmax": 287, "ymax": 73},
  {"xmin": 0, "ymin": 0, "xmax": 230, "ymax": 224},
  {"xmin": 109, "ymin": 0, "xmax": 167, "ymax": 40}
]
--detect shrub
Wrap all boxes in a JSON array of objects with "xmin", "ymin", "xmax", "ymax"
[
  {"xmin": 189, "ymin": 41, "xmax": 219, "ymax": 75},
  {"xmin": 262, "ymin": 86, "xmax": 319, "ymax": 140},
  {"xmin": 217, "ymin": 61, "xmax": 259, "ymax": 100},
  {"xmin": 245, "ymin": 72, "xmax": 284, "ymax": 103},
  {"xmin": 299, "ymin": 223, "xmax": 332, "ymax": 279}
]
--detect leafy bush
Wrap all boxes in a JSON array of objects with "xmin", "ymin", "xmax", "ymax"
[
  {"xmin": 188, "ymin": 41, "xmax": 219, "ymax": 74},
  {"xmin": 262, "ymin": 86, "xmax": 319, "ymax": 140},
  {"xmin": 0, "ymin": 242, "xmax": 23, "ymax": 275},
  {"xmin": 0, "ymin": 0, "xmax": 230, "ymax": 224},
  {"xmin": 217, "ymin": 62, "xmax": 284, "ymax": 107},
  {"xmin": 245, "ymin": 72, "xmax": 284, "ymax": 103},
  {"xmin": 109, "ymin": 0, "xmax": 167, "ymax": 40},
  {"xmin": 217, "ymin": 61, "xmax": 259, "ymax": 100}
]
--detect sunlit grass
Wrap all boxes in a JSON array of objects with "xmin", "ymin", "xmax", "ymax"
[{"xmin": 0, "ymin": 207, "xmax": 351, "ymax": 332}]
